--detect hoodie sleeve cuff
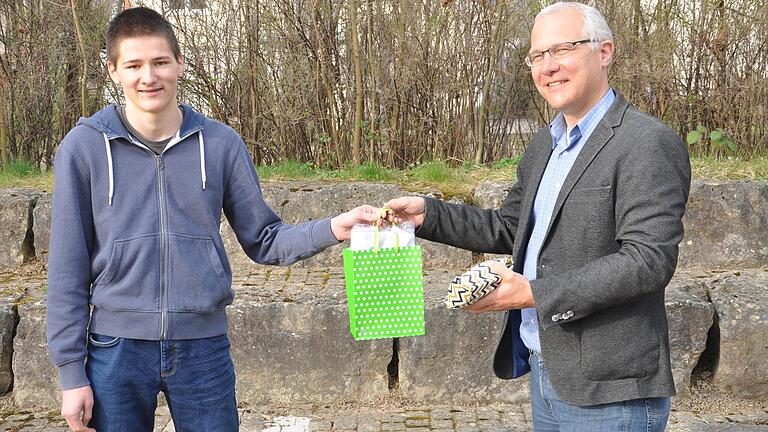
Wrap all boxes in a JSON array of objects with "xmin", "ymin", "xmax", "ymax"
[
  {"xmin": 59, "ymin": 359, "xmax": 90, "ymax": 391},
  {"xmin": 311, "ymin": 218, "xmax": 341, "ymax": 249}
]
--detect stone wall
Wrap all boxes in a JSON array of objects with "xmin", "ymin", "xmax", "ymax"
[
  {"xmin": 12, "ymin": 180, "xmax": 768, "ymax": 273},
  {"xmin": 0, "ymin": 180, "xmax": 766, "ymax": 409}
]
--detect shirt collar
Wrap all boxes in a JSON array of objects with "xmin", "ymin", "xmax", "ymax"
[{"xmin": 548, "ymin": 88, "xmax": 616, "ymax": 151}]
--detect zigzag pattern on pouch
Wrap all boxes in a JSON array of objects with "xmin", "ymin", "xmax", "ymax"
[{"xmin": 445, "ymin": 262, "xmax": 501, "ymax": 309}]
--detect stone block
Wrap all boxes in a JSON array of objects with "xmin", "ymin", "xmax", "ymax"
[
  {"xmin": 398, "ymin": 270, "xmax": 529, "ymax": 403},
  {"xmin": 709, "ymin": 270, "xmax": 768, "ymax": 398},
  {"xmin": 679, "ymin": 180, "xmax": 768, "ymax": 269},
  {"xmin": 228, "ymin": 268, "xmax": 392, "ymax": 405},
  {"xmin": 473, "ymin": 182, "xmax": 514, "ymax": 210},
  {"xmin": 664, "ymin": 273, "xmax": 715, "ymax": 396},
  {"xmin": 0, "ymin": 190, "xmax": 37, "ymax": 271},
  {"xmin": 32, "ymin": 193, "xmax": 52, "ymax": 263},
  {"xmin": 12, "ymin": 299, "xmax": 60, "ymax": 409},
  {"xmin": 420, "ymin": 239, "xmax": 474, "ymax": 271},
  {"xmin": 472, "ymin": 180, "xmax": 768, "ymax": 271},
  {"xmin": 222, "ymin": 181, "xmax": 471, "ymax": 273},
  {"xmin": 0, "ymin": 298, "xmax": 18, "ymax": 395}
]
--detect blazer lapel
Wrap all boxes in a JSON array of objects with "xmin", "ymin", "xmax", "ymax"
[{"xmin": 540, "ymin": 93, "xmax": 629, "ymax": 242}]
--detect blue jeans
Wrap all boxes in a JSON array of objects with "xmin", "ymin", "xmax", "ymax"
[
  {"xmin": 86, "ymin": 333, "xmax": 238, "ymax": 432},
  {"xmin": 529, "ymin": 350, "xmax": 670, "ymax": 432}
]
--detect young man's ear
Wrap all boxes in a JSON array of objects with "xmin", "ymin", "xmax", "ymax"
[
  {"xmin": 176, "ymin": 55, "xmax": 185, "ymax": 78},
  {"xmin": 107, "ymin": 62, "xmax": 120, "ymax": 85}
]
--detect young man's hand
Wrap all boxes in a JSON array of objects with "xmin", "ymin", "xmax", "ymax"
[
  {"xmin": 383, "ymin": 197, "xmax": 426, "ymax": 228},
  {"xmin": 330, "ymin": 205, "xmax": 384, "ymax": 241},
  {"xmin": 61, "ymin": 386, "xmax": 96, "ymax": 432}
]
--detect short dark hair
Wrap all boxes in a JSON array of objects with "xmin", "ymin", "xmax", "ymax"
[{"xmin": 106, "ymin": 7, "xmax": 182, "ymax": 65}]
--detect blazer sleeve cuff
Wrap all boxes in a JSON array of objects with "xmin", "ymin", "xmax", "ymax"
[
  {"xmin": 415, "ymin": 197, "xmax": 440, "ymax": 240},
  {"xmin": 530, "ymin": 278, "xmax": 566, "ymax": 331}
]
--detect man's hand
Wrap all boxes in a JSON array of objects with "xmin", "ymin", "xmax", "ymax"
[
  {"xmin": 330, "ymin": 205, "xmax": 384, "ymax": 241},
  {"xmin": 383, "ymin": 197, "xmax": 426, "ymax": 228},
  {"xmin": 465, "ymin": 263, "xmax": 535, "ymax": 313},
  {"xmin": 61, "ymin": 386, "xmax": 96, "ymax": 432}
]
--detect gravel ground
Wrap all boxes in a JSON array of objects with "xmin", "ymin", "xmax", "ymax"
[{"xmin": 2, "ymin": 386, "xmax": 766, "ymax": 432}]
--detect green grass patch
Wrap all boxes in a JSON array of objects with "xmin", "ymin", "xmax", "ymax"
[
  {"xmin": 409, "ymin": 160, "xmax": 455, "ymax": 183},
  {"xmin": 352, "ymin": 162, "xmax": 397, "ymax": 181},
  {"xmin": 3, "ymin": 156, "xmax": 767, "ymax": 201},
  {"xmin": 491, "ymin": 155, "xmax": 524, "ymax": 169},
  {"xmin": 256, "ymin": 160, "xmax": 315, "ymax": 180},
  {"xmin": 691, "ymin": 156, "xmax": 768, "ymax": 181},
  {"xmin": 0, "ymin": 160, "xmax": 54, "ymax": 190},
  {"xmin": 3, "ymin": 159, "xmax": 37, "ymax": 177}
]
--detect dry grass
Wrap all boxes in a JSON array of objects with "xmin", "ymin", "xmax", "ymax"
[
  {"xmin": 0, "ymin": 171, "xmax": 54, "ymax": 191},
  {"xmin": 1, "ymin": 157, "xmax": 765, "ymax": 201},
  {"xmin": 691, "ymin": 156, "xmax": 768, "ymax": 182}
]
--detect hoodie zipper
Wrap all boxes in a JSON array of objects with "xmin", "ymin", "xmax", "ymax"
[
  {"xmin": 156, "ymin": 154, "xmax": 169, "ymax": 340},
  {"xmin": 121, "ymin": 130, "xmax": 201, "ymax": 340}
]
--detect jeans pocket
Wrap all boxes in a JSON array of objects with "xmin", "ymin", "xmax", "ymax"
[{"xmin": 89, "ymin": 333, "xmax": 121, "ymax": 348}]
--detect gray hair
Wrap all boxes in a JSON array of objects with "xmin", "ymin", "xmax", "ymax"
[{"xmin": 535, "ymin": 2, "xmax": 614, "ymax": 44}]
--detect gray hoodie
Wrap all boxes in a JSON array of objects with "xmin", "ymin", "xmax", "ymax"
[{"xmin": 46, "ymin": 104, "xmax": 338, "ymax": 390}]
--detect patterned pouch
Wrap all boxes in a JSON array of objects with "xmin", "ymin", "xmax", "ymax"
[
  {"xmin": 445, "ymin": 257, "xmax": 513, "ymax": 309},
  {"xmin": 343, "ymin": 225, "xmax": 425, "ymax": 340}
]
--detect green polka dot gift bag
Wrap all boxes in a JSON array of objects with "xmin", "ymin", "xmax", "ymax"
[{"xmin": 342, "ymin": 222, "xmax": 426, "ymax": 340}]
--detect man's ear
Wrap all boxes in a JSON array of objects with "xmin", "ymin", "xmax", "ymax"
[
  {"xmin": 177, "ymin": 55, "xmax": 185, "ymax": 78},
  {"xmin": 599, "ymin": 40, "xmax": 615, "ymax": 69},
  {"xmin": 107, "ymin": 62, "xmax": 120, "ymax": 85}
]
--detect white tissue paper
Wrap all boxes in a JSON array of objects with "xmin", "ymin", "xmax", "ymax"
[{"xmin": 349, "ymin": 222, "xmax": 416, "ymax": 251}]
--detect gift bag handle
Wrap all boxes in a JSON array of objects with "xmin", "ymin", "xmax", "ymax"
[{"xmin": 372, "ymin": 207, "xmax": 399, "ymax": 254}]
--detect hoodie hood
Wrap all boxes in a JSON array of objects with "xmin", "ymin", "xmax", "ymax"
[
  {"xmin": 78, "ymin": 103, "xmax": 206, "ymax": 140},
  {"xmin": 77, "ymin": 104, "xmax": 208, "ymax": 205}
]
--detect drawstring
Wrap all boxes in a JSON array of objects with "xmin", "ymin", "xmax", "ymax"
[
  {"xmin": 198, "ymin": 130, "xmax": 206, "ymax": 190},
  {"xmin": 104, "ymin": 130, "xmax": 206, "ymax": 206},
  {"xmin": 103, "ymin": 133, "xmax": 114, "ymax": 206}
]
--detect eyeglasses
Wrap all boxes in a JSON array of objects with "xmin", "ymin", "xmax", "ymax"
[{"xmin": 525, "ymin": 39, "xmax": 597, "ymax": 68}]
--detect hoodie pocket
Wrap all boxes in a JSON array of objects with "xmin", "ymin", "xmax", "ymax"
[
  {"xmin": 91, "ymin": 235, "xmax": 162, "ymax": 312},
  {"xmin": 167, "ymin": 234, "xmax": 232, "ymax": 313}
]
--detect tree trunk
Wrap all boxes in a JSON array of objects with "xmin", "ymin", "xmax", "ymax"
[
  {"xmin": 349, "ymin": 0, "xmax": 363, "ymax": 164},
  {"xmin": 475, "ymin": 3, "xmax": 504, "ymax": 165},
  {"xmin": 365, "ymin": 0, "xmax": 378, "ymax": 163},
  {"xmin": 387, "ymin": 0, "xmax": 408, "ymax": 166},
  {"xmin": 312, "ymin": 0, "xmax": 342, "ymax": 166},
  {"xmin": 0, "ymin": 87, "xmax": 8, "ymax": 170},
  {"xmin": 70, "ymin": 0, "xmax": 88, "ymax": 117},
  {"xmin": 244, "ymin": 0, "xmax": 262, "ymax": 165}
]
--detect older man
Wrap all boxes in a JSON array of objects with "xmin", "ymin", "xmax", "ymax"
[{"xmin": 385, "ymin": 2, "xmax": 690, "ymax": 430}]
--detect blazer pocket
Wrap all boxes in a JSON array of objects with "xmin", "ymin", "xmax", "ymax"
[
  {"xmin": 579, "ymin": 308, "xmax": 660, "ymax": 381},
  {"xmin": 569, "ymin": 185, "xmax": 611, "ymax": 200}
]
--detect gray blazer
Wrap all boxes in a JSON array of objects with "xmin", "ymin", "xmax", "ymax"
[{"xmin": 417, "ymin": 93, "xmax": 691, "ymax": 406}]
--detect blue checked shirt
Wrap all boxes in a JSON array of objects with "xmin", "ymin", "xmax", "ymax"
[{"xmin": 520, "ymin": 89, "xmax": 616, "ymax": 353}]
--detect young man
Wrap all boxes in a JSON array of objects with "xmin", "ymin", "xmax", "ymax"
[
  {"xmin": 386, "ymin": 2, "xmax": 690, "ymax": 431},
  {"xmin": 47, "ymin": 7, "xmax": 379, "ymax": 432}
]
